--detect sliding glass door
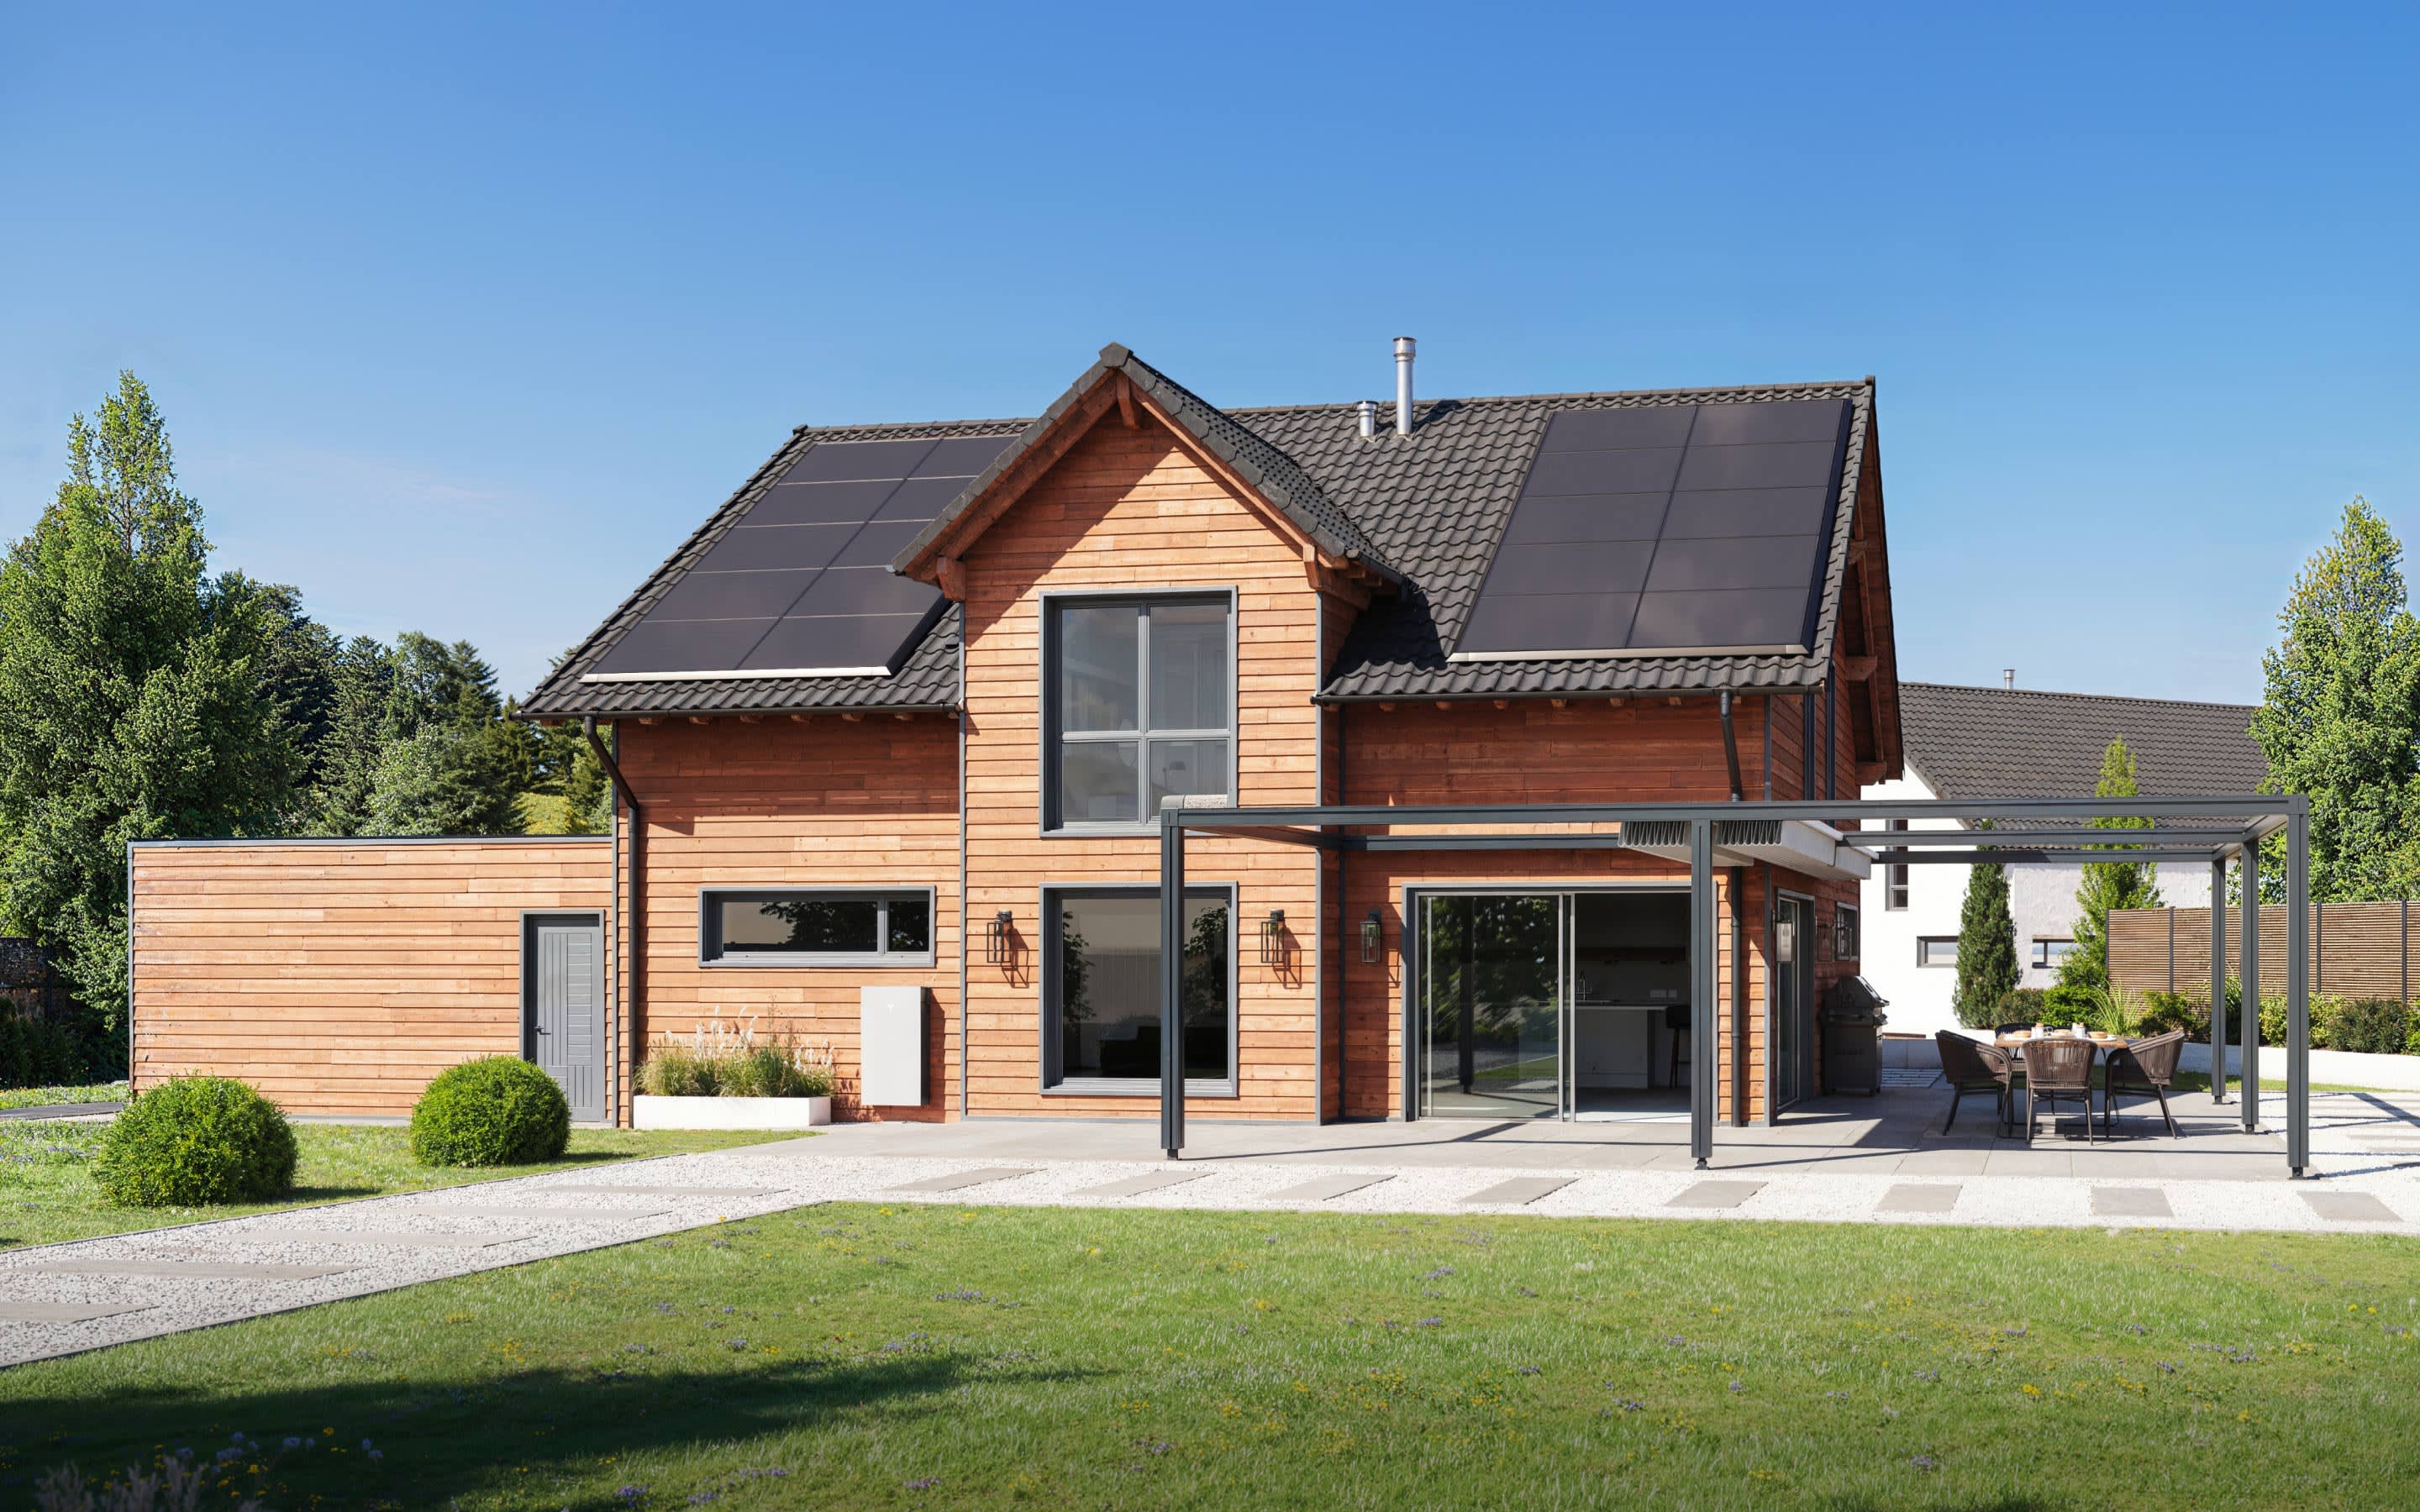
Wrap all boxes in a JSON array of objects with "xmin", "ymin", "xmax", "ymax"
[{"xmin": 1417, "ymin": 893, "xmax": 1567, "ymax": 1119}]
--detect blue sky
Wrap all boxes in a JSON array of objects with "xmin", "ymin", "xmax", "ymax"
[{"xmin": 2, "ymin": 3, "xmax": 2412, "ymax": 703}]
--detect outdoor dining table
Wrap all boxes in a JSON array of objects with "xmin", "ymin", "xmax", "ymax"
[{"xmin": 1991, "ymin": 1032, "xmax": 2135, "ymax": 1131}]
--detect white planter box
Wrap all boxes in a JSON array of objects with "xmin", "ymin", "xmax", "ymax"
[
  {"xmin": 633, "ymin": 1095, "xmax": 831, "ymax": 1130},
  {"xmin": 2180, "ymin": 1042, "xmax": 2420, "ymax": 1093}
]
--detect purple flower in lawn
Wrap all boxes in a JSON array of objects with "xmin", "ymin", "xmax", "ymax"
[
  {"xmin": 1910, "ymin": 1455, "xmax": 1938, "ymax": 1472},
  {"xmin": 1518, "ymin": 1366, "xmax": 1542, "ymax": 1375},
  {"xmin": 368, "ymin": 1450, "xmax": 384, "ymax": 1464},
  {"xmin": 1612, "ymin": 1397, "xmax": 1646, "ymax": 1414},
  {"xmin": 1915, "ymin": 1370, "xmax": 1939, "ymax": 1383},
  {"xmin": 1423, "ymin": 1266, "xmax": 1455, "ymax": 1279},
  {"xmin": 2002, "ymin": 1327, "xmax": 2027, "ymax": 1338},
  {"xmin": 1666, "ymin": 1336, "xmax": 1686, "ymax": 1347},
  {"xmin": 282, "ymin": 1437, "xmax": 302, "ymax": 1450},
  {"xmin": 360, "ymin": 1440, "xmax": 374, "ymax": 1451},
  {"xmin": 1728, "ymin": 1380, "xmax": 1745, "ymax": 1394},
  {"xmin": 905, "ymin": 1478, "xmax": 939, "ymax": 1491},
  {"xmin": 654, "ymin": 1303, "xmax": 676, "ymax": 1315},
  {"xmin": 1416, "ymin": 1317, "xmax": 1443, "ymax": 1327},
  {"xmin": 1825, "ymin": 1390, "xmax": 1850, "ymax": 1401},
  {"xmin": 617, "ymin": 1486, "xmax": 648, "ymax": 1503}
]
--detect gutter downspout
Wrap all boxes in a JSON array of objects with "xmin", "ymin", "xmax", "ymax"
[
  {"xmin": 585, "ymin": 717, "xmax": 642, "ymax": 1127},
  {"xmin": 1717, "ymin": 690, "xmax": 1748, "ymax": 1128}
]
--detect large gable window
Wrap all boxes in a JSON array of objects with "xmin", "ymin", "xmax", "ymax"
[{"xmin": 1046, "ymin": 594, "xmax": 1232, "ymax": 830}]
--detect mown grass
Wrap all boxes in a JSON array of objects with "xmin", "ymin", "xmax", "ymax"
[
  {"xmin": 3, "ymin": 1203, "xmax": 2416, "ymax": 1509},
  {"xmin": 0, "ymin": 1123, "xmax": 801, "ymax": 1250},
  {"xmin": 0, "ymin": 1080, "xmax": 127, "ymax": 1112}
]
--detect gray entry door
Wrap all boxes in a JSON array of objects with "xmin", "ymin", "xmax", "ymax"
[{"xmin": 525, "ymin": 913, "xmax": 606, "ymax": 1121}]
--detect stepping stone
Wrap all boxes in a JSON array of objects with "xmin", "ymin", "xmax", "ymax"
[
  {"xmin": 1666, "ymin": 1180, "xmax": 1765, "ymax": 1210},
  {"xmin": 415, "ymin": 1205, "xmax": 669, "ymax": 1221},
  {"xmin": 885, "ymin": 1168, "xmax": 1037, "ymax": 1194},
  {"xmin": 1876, "ymin": 1184, "xmax": 1961, "ymax": 1215},
  {"xmin": 0, "ymin": 1300, "xmax": 157, "ymax": 1322},
  {"xmin": 223, "ymin": 1231, "xmax": 530, "ymax": 1249},
  {"xmin": 552, "ymin": 1184, "xmax": 787, "ymax": 1197},
  {"xmin": 17, "ymin": 1260, "xmax": 355, "ymax": 1279},
  {"xmin": 1461, "ymin": 1177, "xmax": 1573, "ymax": 1206},
  {"xmin": 1264, "ymin": 1173, "xmax": 1393, "ymax": 1203},
  {"xmin": 2091, "ymin": 1187, "xmax": 2174, "ymax": 1220},
  {"xmin": 1072, "ymin": 1171, "xmax": 1206, "ymax": 1199},
  {"xmin": 2302, "ymin": 1189, "xmax": 2401, "ymax": 1224}
]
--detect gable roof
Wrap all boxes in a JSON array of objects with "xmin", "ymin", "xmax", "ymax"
[
  {"xmin": 1897, "ymin": 682, "xmax": 2267, "ymax": 800},
  {"xmin": 523, "ymin": 349, "xmax": 1885, "ymax": 721}
]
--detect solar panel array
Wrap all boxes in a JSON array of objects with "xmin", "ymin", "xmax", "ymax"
[
  {"xmin": 588, "ymin": 435, "xmax": 1015, "ymax": 679},
  {"xmin": 1454, "ymin": 399, "xmax": 1850, "ymax": 659}
]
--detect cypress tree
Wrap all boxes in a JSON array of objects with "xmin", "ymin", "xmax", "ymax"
[
  {"xmin": 2060, "ymin": 738, "xmax": 2163, "ymax": 990},
  {"xmin": 1953, "ymin": 856, "xmax": 2019, "ymax": 1027}
]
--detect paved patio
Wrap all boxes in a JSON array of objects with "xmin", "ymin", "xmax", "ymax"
[{"xmin": 3, "ymin": 1084, "xmax": 2414, "ymax": 1370}]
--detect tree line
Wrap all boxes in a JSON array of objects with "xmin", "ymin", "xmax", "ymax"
[{"xmin": 0, "ymin": 373, "xmax": 607, "ymax": 1058}]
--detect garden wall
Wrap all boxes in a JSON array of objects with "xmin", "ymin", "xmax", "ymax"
[{"xmin": 129, "ymin": 837, "xmax": 613, "ymax": 1116}]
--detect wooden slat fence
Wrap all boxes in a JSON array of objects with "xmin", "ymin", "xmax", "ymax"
[{"xmin": 2109, "ymin": 900, "xmax": 2416, "ymax": 1002}]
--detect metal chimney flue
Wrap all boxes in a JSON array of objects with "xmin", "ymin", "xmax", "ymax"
[
  {"xmin": 2003, "ymin": 668, "xmax": 2015, "ymax": 690},
  {"xmin": 1356, "ymin": 399, "xmax": 1377, "ymax": 439},
  {"xmin": 1393, "ymin": 336, "xmax": 1416, "ymax": 435}
]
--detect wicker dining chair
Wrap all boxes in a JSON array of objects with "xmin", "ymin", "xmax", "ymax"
[
  {"xmin": 2102, "ymin": 1028, "xmax": 2189, "ymax": 1138},
  {"xmin": 1935, "ymin": 1032, "xmax": 2014, "ymax": 1136},
  {"xmin": 2022, "ymin": 1036, "xmax": 2098, "ymax": 1144}
]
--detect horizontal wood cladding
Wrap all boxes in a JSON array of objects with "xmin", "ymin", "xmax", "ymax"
[
  {"xmin": 960, "ymin": 414, "xmax": 1330, "ymax": 1120},
  {"xmin": 130, "ymin": 840, "xmax": 612, "ymax": 1116},
  {"xmin": 623, "ymin": 715, "xmax": 960, "ymax": 1123}
]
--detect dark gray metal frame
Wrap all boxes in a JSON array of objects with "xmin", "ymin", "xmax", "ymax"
[
  {"xmin": 1152, "ymin": 793, "xmax": 2313, "ymax": 1175},
  {"xmin": 1039, "ymin": 587, "xmax": 1239, "ymax": 836},
  {"xmin": 1046, "ymin": 879, "xmax": 1239, "ymax": 1098},
  {"xmin": 695, "ymin": 885, "xmax": 939, "ymax": 969}
]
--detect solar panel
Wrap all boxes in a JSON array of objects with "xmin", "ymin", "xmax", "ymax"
[
  {"xmin": 586, "ymin": 433, "xmax": 1015, "ymax": 680},
  {"xmin": 1453, "ymin": 399, "xmax": 1849, "ymax": 659}
]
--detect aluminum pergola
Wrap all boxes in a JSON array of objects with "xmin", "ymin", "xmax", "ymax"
[{"xmin": 1154, "ymin": 793, "xmax": 2315, "ymax": 1176}]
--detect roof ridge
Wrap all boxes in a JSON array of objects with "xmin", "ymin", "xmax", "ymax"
[{"xmin": 1906, "ymin": 681, "xmax": 2258, "ymax": 715}]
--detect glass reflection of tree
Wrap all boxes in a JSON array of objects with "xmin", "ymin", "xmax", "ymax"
[
  {"xmin": 1058, "ymin": 910, "xmax": 1093, "ymax": 1026},
  {"xmin": 761, "ymin": 898, "xmax": 871, "ymax": 952},
  {"xmin": 1427, "ymin": 897, "xmax": 1558, "ymax": 1094}
]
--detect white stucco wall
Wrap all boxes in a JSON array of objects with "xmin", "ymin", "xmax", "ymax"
[{"xmin": 1858, "ymin": 774, "xmax": 2212, "ymax": 1037}]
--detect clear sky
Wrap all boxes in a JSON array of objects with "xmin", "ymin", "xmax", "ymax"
[{"xmin": 3, "ymin": 3, "xmax": 2412, "ymax": 704}]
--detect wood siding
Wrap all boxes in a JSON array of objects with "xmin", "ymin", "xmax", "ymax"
[
  {"xmin": 129, "ymin": 839, "xmax": 612, "ymax": 1116},
  {"xmin": 960, "ymin": 414, "xmax": 1329, "ymax": 1120},
  {"xmin": 622, "ymin": 714, "xmax": 960, "ymax": 1124}
]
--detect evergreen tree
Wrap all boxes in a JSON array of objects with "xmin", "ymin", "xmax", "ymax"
[
  {"xmin": 529, "ymin": 713, "xmax": 611, "ymax": 834},
  {"xmin": 0, "ymin": 373, "xmax": 302, "ymax": 1039},
  {"xmin": 2059, "ymin": 738, "xmax": 2163, "ymax": 990},
  {"xmin": 1952, "ymin": 850, "xmax": 2019, "ymax": 1027},
  {"xmin": 302, "ymin": 635, "xmax": 402, "ymax": 835},
  {"xmin": 2251, "ymin": 497, "xmax": 2420, "ymax": 901}
]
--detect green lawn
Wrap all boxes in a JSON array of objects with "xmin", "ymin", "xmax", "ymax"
[
  {"xmin": 0, "ymin": 1123, "xmax": 800, "ymax": 1250},
  {"xmin": 4, "ymin": 1205, "xmax": 2415, "ymax": 1510},
  {"xmin": 0, "ymin": 1080, "xmax": 126, "ymax": 1112}
]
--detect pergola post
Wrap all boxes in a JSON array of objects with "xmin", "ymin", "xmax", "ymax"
[
  {"xmin": 2287, "ymin": 803, "xmax": 2311, "ymax": 1176},
  {"xmin": 1689, "ymin": 818, "xmax": 1715, "ymax": 1169},
  {"xmin": 2241, "ymin": 839, "xmax": 2260, "ymax": 1133},
  {"xmin": 1160, "ymin": 809, "xmax": 1187, "ymax": 1162},
  {"xmin": 2208, "ymin": 855, "xmax": 2228, "ymax": 1105}
]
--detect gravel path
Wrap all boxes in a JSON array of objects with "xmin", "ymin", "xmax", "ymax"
[{"xmin": 3, "ymin": 1089, "xmax": 2413, "ymax": 1368}]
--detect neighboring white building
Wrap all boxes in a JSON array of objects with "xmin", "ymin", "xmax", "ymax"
[{"xmin": 1860, "ymin": 682, "xmax": 2265, "ymax": 1035}]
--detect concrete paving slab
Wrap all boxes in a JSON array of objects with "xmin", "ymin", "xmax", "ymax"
[
  {"xmin": 1262, "ymin": 1173, "xmax": 1394, "ymax": 1203},
  {"xmin": 1668, "ymin": 1180, "xmax": 1765, "ymax": 1210},
  {"xmin": 0, "ymin": 1301, "xmax": 157, "ymax": 1322},
  {"xmin": 18, "ymin": 1260, "xmax": 356, "ymax": 1279},
  {"xmin": 411, "ymin": 1206, "xmax": 670, "ymax": 1221},
  {"xmin": 1071, "ymin": 1171, "xmax": 1207, "ymax": 1199},
  {"xmin": 2302, "ymin": 1189, "xmax": 2400, "ymax": 1223},
  {"xmin": 2091, "ymin": 1187, "xmax": 2175, "ymax": 1219},
  {"xmin": 1897, "ymin": 1148, "xmax": 1992, "ymax": 1175},
  {"xmin": 224, "ymin": 1231, "xmax": 531, "ymax": 1249},
  {"xmin": 1982, "ymin": 1149, "xmax": 2075, "ymax": 1177},
  {"xmin": 883, "ymin": 1168, "xmax": 1037, "ymax": 1194},
  {"xmin": 1462, "ymin": 1177, "xmax": 1574, "ymax": 1205},
  {"xmin": 551, "ymin": 1184, "xmax": 788, "ymax": 1196},
  {"xmin": 1876, "ymin": 1184, "xmax": 1961, "ymax": 1214}
]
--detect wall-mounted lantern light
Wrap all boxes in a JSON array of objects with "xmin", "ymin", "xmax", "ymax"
[
  {"xmin": 984, "ymin": 909, "xmax": 1013, "ymax": 966},
  {"xmin": 1259, "ymin": 909, "xmax": 1287, "ymax": 966},
  {"xmin": 1360, "ymin": 910, "xmax": 1383, "ymax": 963},
  {"xmin": 1776, "ymin": 916, "xmax": 1797, "ymax": 965}
]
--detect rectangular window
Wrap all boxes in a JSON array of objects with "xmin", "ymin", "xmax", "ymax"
[
  {"xmin": 699, "ymin": 889, "xmax": 935, "ymax": 967},
  {"xmin": 2032, "ymin": 937, "xmax": 2076, "ymax": 969},
  {"xmin": 1044, "ymin": 885, "xmax": 1233, "ymax": 1092},
  {"xmin": 1884, "ymin": 819, "xmax": 1909, "ymax": 910},
  {"xmin": 1046, "ymin": 595, "xmax": 1232, "ymax": 829},
  {"xmin": 1916, "ymin": 936, "xmax": 1958, "ymax": 969},
  {"xmin": 1834, "ymin": 904, "xmax": 1861, "ymax": 962}
]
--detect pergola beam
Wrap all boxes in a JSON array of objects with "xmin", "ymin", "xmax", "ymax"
[
  {"xmin": 1872, "ymin": 848, "xmax": 2222, "ymax": 865},
  {"xmin": 1842, "ymin": 827, "xmax": 2243, "ymax": 849}
]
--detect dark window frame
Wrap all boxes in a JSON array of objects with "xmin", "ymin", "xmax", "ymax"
[
  {"xmin": 697, "ymin": 886, "xmax": 938, "ymax": 969},
  {"xmin": 1040, "ymin": 589, "xmax": 1238, "ymax": 835},
  {"xmin": 1834, "ymin": 902, "xmax": 1861, "ymax": 963},
  {"xmin": 1916, "ymin": 935, "xmax": 1958, "ymax": 969},
  {"xmin": 2031, "ymin": 937, "xmax": 2077, "ymax": 970},
  {"xmin": 1039, "ymin": 881, "xmax": 1238, "ymax": 1097},
  {"xmin": 1884, "ymin": 819, "xmax": 1909, "ymax": 910}
]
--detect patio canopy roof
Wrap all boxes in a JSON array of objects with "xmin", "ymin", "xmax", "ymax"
[{"xmin": 1152, "ymin": 792, "xmax": 2316, "ymax": 1176}]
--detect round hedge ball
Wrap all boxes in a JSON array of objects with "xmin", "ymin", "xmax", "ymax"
[
  {"xmin": 411, "ymin": 1057, "xmax": 571, "ymax": 1167},
  {"xmin": 93, "ymin": 1076, "xmax": 298, "ymax": 1208}
]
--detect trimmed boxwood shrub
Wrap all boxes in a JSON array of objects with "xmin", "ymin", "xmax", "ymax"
[
  {"xmin": 2329, "ymin": 998, "xmax": 2415, "ymax": 1056},
  {"xmin": 411, "ymin": 1056, "xmax": 571, "ymax": 1167},
  {"xmin": 92, "ymin": 1077, "xmax": 297, "ymax": 1207}
]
